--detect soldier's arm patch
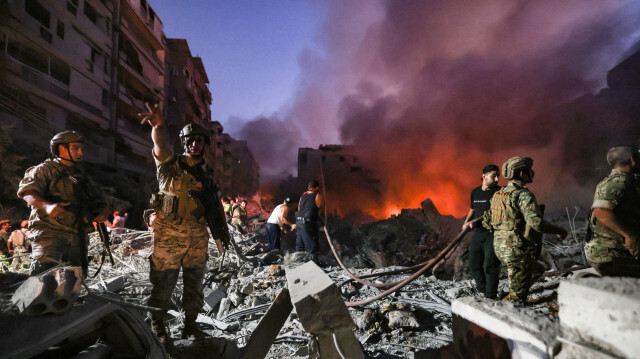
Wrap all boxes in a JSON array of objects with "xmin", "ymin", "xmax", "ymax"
[
  {"xmin": 17, "ymin": 164, "xmax": 49, "ymax": 197},
  {"xmin": 591, "ymin": 199, "xmax": 615, "ymax": 210}
]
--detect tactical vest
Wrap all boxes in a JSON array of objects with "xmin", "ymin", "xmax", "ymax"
[
  {"xmin": 297, "ymin": 191, "xmax": 319, "ymax": 222},
  {"xmin": 487, "ymin": 184, "xmax": 527, "ymax": 234},
  {"xmin": 150, "ymin": 156, "xmax": 211, "ymax": 225}
]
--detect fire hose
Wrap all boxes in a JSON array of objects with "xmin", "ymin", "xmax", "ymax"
[
  {"xmin": 323, "ymin": 219, "xmax": 477, "ymax": 307},
  {"xmin": 317, "ymin": 165, "xmax": 479, "ymax": 306}
]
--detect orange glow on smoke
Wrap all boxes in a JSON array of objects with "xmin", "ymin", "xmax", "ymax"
[{"xmin": 356, "ymin": 141, "xmax": 491, "ymax": 220}]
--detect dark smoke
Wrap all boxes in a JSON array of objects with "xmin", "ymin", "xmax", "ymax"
[{"xmin": 233, "ymin": 0, "xmax": 640, "ymax": 217}]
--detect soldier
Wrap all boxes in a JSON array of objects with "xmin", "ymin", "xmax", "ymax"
[
  {"xmin": 17, "ymin": 131, "xmax": 108, "ymax": 276},
  {"xmin": 295, "ymin": 180, "xmax": 324, "ymax": 264},
  {"xmin": 584, "ymin": 146, "xmax": 640, "ymax": 277},
  {"xmin": 0, "ymin": 220, "xmax": 10, "ymax": 269},
  {"xmin": 8, "ymin": 220, "xmax": 32, "ymax": 271},
  {"xmin": 482, "ymin": 157, "xmax": 567, "ymax": 302},
  {"xmin": 139, "ymin": 103, "xmax": 230, "ymax": 342},
  {"xmin": 231, "ymin": 199, "xmax": 248, "ymax": 234}
]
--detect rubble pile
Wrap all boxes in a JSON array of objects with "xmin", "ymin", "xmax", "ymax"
[{"xmin": 0, "ymin": 202, "xmax": 598, "ymax": 358}]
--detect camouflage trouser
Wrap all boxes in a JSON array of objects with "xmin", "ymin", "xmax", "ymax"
[
  {"xmin": 494, "ymin": 231, "xmax": 544, "ymax": 302},
  {"xmin": 11, "ymin": 247, "xmax": 30, "ymax": 272},
  {"xmin": 148, "ymin": 221, "xmax": 209, "ymax": 318},
  {"xmin": 29, "ymin": 231, "xmax": 82, "ymax": 276},
  {"xmin": 584, "ymin": 242, "xmax": 640, "ymax": 278}
]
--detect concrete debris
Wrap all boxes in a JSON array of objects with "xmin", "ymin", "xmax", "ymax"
[
  {"xmin": 11, "ymin": 266, "xmax": 82, "ymax": 315},
  {"xmin": 286, "ymin": 261, "xmax": 364, "ymax": 359},
  {"xmin": 203, "ymin": 284, "xmax": 227, "ymax": 310},
  {"xmin": 386, "ymin": 309, "xmax": 420, "ymax": 329},
  {"xmin": 558, "ymin": 277, "xmax": 640, "ymax": 358},
  {"xmin": 89, "ymin": 275, "xmax": 126, "ymax": 292},
  {"xmin": 1, "ymin": 207, "xmax": 633, "ymax": 358}
]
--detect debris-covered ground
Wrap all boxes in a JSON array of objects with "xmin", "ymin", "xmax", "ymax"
[{"xmin": 0, "ymin": 200, "xmax": 592, "ymax": 358}]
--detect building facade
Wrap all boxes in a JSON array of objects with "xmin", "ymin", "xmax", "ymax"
[{"xmin": 0, "ymin": 0, "xmax": 259, "ymax": 223}]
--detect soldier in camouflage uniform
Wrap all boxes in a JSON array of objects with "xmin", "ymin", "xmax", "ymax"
[
  {"xmin": 17, "ymin": 131, "xmax": 108, "ymax": 276},
  {"xmin": 584, "ymin": 146, "xmax": 640, "ymax": 277},
  {"xmin": 482, "ymin": 157, "xmax": 567, "ymax": 302},
  {"xmin": 139, "ymin": 103, "xmax": 230, "ymax": 342}
]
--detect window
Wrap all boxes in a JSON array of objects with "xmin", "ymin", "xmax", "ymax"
[
  {"xmin": 25, "ymin": 0, "xmax": 50, "ymax": 28},
  {"xmin": 87, "ymin": 47, "xmax": 99, "ymax": 72},
  {"xmin": 51, "ymin": 55, "xmax": 71, "ymax": 85},
  {"xmin": 84, "ymin": 2, "xmax": 98, "ymax": 24},
  {"xmin": 103, "ymin": 56, "xmax": 109, "ymax": 74},
  {"xmin": 105, "ymin": 19, "xmax": 111, "ymax": 35},
  {"xmin": 39, "ymin": 27, "xmax": 52, "ymax": 43},
  {"xmin": 20, "ymin": 45, "xmax": 48, "ymax": 73},
  {"xmin": 0, "ymin": 32, "xmax": 6, "ymax": 52},
  {"xmin": 57, "ymin": 20, "xmax": 65, "ymax": 39},
  {"xmin": 102, "ymin": 89, "xmax": 109, "ymax": 106},
  {"xmin": 67, "ymin": 0, "xmax": 78, "ymax": 15}
]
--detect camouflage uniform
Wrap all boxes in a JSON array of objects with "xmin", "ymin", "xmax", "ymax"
[
  {"xmin": 0, "ymin": 228, "xmax": 9, "ymax": 269},
  {"xmin": 17, "ymin": 159, "xmax": 98, "ymax": 275},
  {"xmin": 8, "ymin": 228, "xmax": 31, "ymax": 271},
  {"xmin": 231, "ymin": 204, "xmax": 247, "ymax": 233},
  {"xmin": 148, "ymin": 151, "xmax": 212, "ymax": 323},
  {"xmin": 482, "ymin": 181, "xmax": 545, "ymax": 301},
  {"xmin": 584, "ymin": 169, "xmax": 640, "ymax": 277}
]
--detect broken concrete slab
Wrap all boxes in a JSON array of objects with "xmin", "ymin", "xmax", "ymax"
[
  {"xmin": 203, "ymin": 285, "xmax": 227, "ymax": 310},
  {"xmin": 286, "ymin": 261, "xmax": 364, "ymax": 359},
  {"xmin": 89, "ymin": 275, "xmax": 125, "ymax": 292},
  {"xmin": 451, "ymin": 297, "xmax": 559, "ymax": 358},
  {"xmin": 241, "ymin": 288, "xmax": 293, "ymax": 359},
  {"xmin": 216, "ymin": 298, "xmax": 231, "ymax": 319},
  {"xmin": 11, "ymin": 266, "xmax": 83, "ymax": 315},
  {"xmin": 558, "ymin": 277, "xmax": 640, "ymax": 358}
]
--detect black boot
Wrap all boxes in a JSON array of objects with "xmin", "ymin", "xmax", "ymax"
[
  {"xmin": 151, "ymin": 317, "xmax": 169, "ymax": 343},
  {"xmin": 182, "ymin": 313, "xmax": 208, "ymax": 339}
]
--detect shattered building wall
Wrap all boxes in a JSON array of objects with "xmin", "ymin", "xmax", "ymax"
[
  {"xmin": 295, "ymin": 145, "xmax": 382, "ymax": 221},
  {"xmin": 229, "ymin": 140, "xmax": 260, "ymax": 197}
]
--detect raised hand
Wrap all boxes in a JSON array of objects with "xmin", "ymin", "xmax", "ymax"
[{"xmin": 139, "ymin": 102, "xmax": 163, "ymax": 127}]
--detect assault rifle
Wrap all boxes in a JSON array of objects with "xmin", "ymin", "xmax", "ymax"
[
  {"xmin": 189, "ymin": 188, "xmax": 231, "ymax": 255},
  {"xmin": 178, "ymin": 160, "xmax": 231, "ymax": 255}
]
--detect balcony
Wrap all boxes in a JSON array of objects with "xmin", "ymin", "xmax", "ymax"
[{"xmin": 120, "ymin": 1, "xmax": 163, "ymax": 50}]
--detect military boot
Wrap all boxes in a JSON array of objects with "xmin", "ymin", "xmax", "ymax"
[
  {"xmin": 182, "ymin": 313, "xmax": 208, "ymax": 340},
  {"xmin": 151, "ymin": 318, "xmax": 169, "ymax": 343}
]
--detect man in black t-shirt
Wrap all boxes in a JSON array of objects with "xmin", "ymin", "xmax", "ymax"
[{"xmin": 462, "ymin": 164, "xmax": 501, "ymax": 299}]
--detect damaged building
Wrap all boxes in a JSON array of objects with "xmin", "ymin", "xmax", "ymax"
[{"xmin": 0, "ymin": 0, "xmax": 259, "ymax": 223}]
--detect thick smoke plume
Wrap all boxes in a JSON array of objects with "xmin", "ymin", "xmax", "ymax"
[{"xmin": 235, "ymin": 0, "xmax": 640, "ymax": 218}]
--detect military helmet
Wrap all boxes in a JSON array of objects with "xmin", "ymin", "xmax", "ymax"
[
  {"xmin": 502, "ymin": 156, "xmax": 533, "ymax": 180},
  {"xmin": 179, "ymin": 123, "xmax": 210, "ymax": 145},
  {"xmin": 50, "ymin": 131, "xmax": 84, "ymax": 155}
]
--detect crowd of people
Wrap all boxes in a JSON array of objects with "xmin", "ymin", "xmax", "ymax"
[{"xmin": 2, "ymin": 99, "xmax": 637, "ymax": 344}]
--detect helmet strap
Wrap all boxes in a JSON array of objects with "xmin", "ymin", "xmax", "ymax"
[{"xmin": 57, "ymin": 143, "xmax": 79, "ymax": 164}]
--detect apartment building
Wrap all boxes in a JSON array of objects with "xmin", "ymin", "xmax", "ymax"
[
  {"xmin": 163, "ymin": 38, "xmax": 210, "ymax": 154},
  {"xmin": 0, "ymin": 0, "xmax": 117, "ymax": 163},
  {"xmin": 0, "ymin": 0, "xmax": 260, "ymax": 218}
]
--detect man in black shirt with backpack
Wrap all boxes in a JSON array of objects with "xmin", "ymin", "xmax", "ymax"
[{"xmin": 462, "ymin": 164, "xmax": 501, "ymax": 299}]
